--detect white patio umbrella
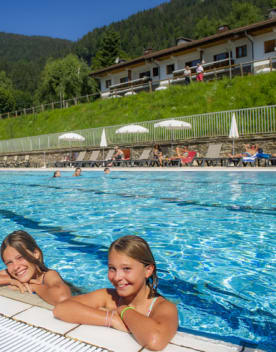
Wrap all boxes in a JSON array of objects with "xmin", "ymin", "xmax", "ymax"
[
  {"xmin": 228, "ymin": 113, "xmax": 239, "ymax": 155},
  {"xmin": 115, "ymin": 125, "xmax": 149, "ymax": 134},
  {"xmin": 125, "ymin": 91, "xmax": 137, "ymax": 96},
  {"xmin": 154, "ymin": 119, "xmax": 192, "ymax": 129},
  {"xmin": 155, "ymin": 86, "xmax": 168, "ymax": 91},
  {"xmin": 58, "ymin": 133, "xmax": 85, "ymax": 160},
  {"xmin": 58, "ymin": 132, "xmax": 85, "ymax": 142},
  {"xmin": 100, "ymin": 128, "xmax": 108, "ymax": 159},
  {"xmin": 154, "ymin": 119, "xmax": 192, "ymax": 149}
]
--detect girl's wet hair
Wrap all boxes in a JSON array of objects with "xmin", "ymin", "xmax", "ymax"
[
  {"xmin": 1, "ymin": 230, "xmax": 48, "ymax": 273},
  {"xmin": 109, "ymin": 235, "xmax": 158, "ymax": 298},
  {"xmin": 1, "ymin": 230, "xmax": 83, "ymax": 294}
]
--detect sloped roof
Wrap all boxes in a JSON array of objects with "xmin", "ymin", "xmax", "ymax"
[{"xmin": 92, "ymin": 17, "xmax": 276, "ymax": 77}]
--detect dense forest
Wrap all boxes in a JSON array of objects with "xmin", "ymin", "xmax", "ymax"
[
  {"xmin": 75, "ymin": 0, "xmax": 276, "ymax": 63},
  {"xmin": 0, "ymin": 0, "xmax": 275, "ymax": 114}
]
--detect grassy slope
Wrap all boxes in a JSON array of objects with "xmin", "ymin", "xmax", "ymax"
[{"xmin": 1, "ymin": 72, "xmax": 276, "ymax": 140}]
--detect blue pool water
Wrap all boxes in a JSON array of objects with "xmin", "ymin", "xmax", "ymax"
[{"xmin": 0, "ymin": 171, "xmax": 275, "ymax": 351}]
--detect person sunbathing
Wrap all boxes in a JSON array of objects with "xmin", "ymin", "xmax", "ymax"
[
  {"xmin": 170, "ymin": 147, "xmax": 196, "ymax": 166},
  {"xmin": 228, "ymin": 144, "xmax": 258, "ymax": 158},
  {"xmin": 153, "ymin": 144, "xmax": 163, "ymax": 166}
]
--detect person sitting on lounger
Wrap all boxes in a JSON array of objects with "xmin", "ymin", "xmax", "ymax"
[
  {"xmin": 108, "ymin": 146, "xmax": 124, "ymax": 166},
  {"xmin": 153, "ymin": 144, "xmax": 163, "ymax": 166},
  {"xmin": 170, "ymin": 146, "xmax": 196, "ymax": 166}
]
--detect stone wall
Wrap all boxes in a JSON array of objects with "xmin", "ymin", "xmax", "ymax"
[{"xmin": 0, "ymin": 134, "xmax": 276, "ymax": 166}]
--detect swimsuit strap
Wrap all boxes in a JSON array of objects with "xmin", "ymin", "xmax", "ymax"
[
  {"xmin": 147, "ymin": 297, "xmax": 158, "ymax": 317},
  {"xmin": 41, "ymin": 272, "xmax": 46, "ymax": 285}
]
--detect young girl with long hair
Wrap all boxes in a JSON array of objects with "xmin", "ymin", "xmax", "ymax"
[
  {"xmin": 54, "ymin": 235, "xmax": 178, "ymax": 351},
  {"xmin": 0, "ymin": 230, "xmax": 71, "ymax": 305}
]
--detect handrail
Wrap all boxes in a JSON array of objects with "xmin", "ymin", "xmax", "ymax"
[{"xmin": 0, "ymin": 105, "xmax": 275, "ymax": 154}]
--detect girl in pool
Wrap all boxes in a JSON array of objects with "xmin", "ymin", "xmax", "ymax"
[
  {"xmin": 54, "ymin": 235, "xmax": 178, "ymax": 351},
  {"xmin": 0, "ymin": 230, "xmax": 71, "ymax": 305}
]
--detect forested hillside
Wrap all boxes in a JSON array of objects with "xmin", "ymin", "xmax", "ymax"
[
  {"xmin": 0, "ymin": 0, "xmax": 275, "ymax": 114},
  {"xmin": 74, "ymin": 0, "xmax": 276, "ymax": 64},
  {"xmin": 0, "ymin": 33, "xmax": 73, "ymax": 93}
]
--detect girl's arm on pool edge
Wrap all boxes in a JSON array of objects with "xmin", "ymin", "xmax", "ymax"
[
  {"xmin": 0, "ymin": 269, "xmax": 11, "ymax": 285},
  {"xmin": 0, "ymin": 269, "xmax": 27, "ymax": 293},
  {"xmin": 30, "ymin": 270, "xmax": 71, "ymax": 305},
  {"xmin": 53, "ymin": 289, "xmax": 127, "ymax": 331},
  {"xmin": 117, "ymin": 299, "xmax": 178, "ymax": 351}
]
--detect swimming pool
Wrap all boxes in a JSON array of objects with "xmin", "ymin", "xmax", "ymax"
[{"xmin": 0, "ymin": 171, "xmax": 275, "ymax": 351}]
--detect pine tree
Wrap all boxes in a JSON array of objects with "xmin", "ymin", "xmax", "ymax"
[{"xmin": 92, "ymin": 30, "xmax": 128, "ymax": 70}]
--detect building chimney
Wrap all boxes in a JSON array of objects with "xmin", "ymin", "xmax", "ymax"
[
  {"xmin": 144, "ymin": 48, "xmax": 153, "ymax": 55},
  {"xmin": 268, "ymin": 8, "xmax": 276, "ymax": 19},
  {"xmin": 176, "ymin": 37, "xmax": 192, "ymax": 45},
  {"xmin": 115, "ymin": 57, "xmax": 126, "ymax": 64},
  {"xmin": 217, "ymin": 25, "xmax": 230, "ymax": 33}
]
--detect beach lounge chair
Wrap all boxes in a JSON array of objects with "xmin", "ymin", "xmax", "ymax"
[
  {"xmin": 18, "ymin": 155, "xmax": 30, "ymax": 167},
  {"xmin": 169, "ymin": 149, "xmax": 197, "ymax": 166},
  {"xmin": 180, "ymin": 150, "xmax": 197, "ymax": 166},
  {"xmin": 9, "ymin": 156, "xmax": 20, "ymax": 167},
  {"xmin": 97, "ymin": 149, "xmax": 115, "ymax": 167},
  {"xmin": 83, "ymin": 150, "xmax": 101, "ymax": 167},
  {"xmin": 241, "ymin": 154, "xmax": 258, "ymax": 167},
  {"xmin": 194, "ymin": 143, "xmax": 224, "ymax": 166},
  {"xmin": 55, "ymin": 151, "xmax": 86, "ymax": 167},
  {"xmin": 268, "ymin": 157, "xmax": 276, "ymax": 166},
  {"xmin": 71, "ymin": 151, "xmax": 87, "ymax": 167},
  {"xmin": 0, "ymin": 156, "xmax": 8, "ymax": 167},
  {"xmin": 54, "ymin": 154, "xmax": 69, "ymax": 167},
  {"xmin": 133, "ymin": 148, "xmax": 152, "ymax": 167}
]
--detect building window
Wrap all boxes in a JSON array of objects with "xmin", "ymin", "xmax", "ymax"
[
  {"xmin": 120, "ymin": 77, "xmax": 128, "ymax": 83},
  {"xmin": 105, "ymin": 80, "xmax": 111, "ymax": 89},
  {"xmin": 153, "ymin": 67, "xmax": 159, "ymax": 76},
  {"xmin": 236, "ymin": 45, "xmax": 247, "ymax": 58},
  {"xmin": 264, "ymin": 39, "xmax": 276, "ymax": 53},
  {"xmin": 185, "ymin": 59, "xmax": 200, "ymax": 67},
  {"xmin": 166, "ymin": 64, "xmax": 175, "ymax": 75},
  {"xmin": 213, "ymin": 52, "xmax": 231, "ymax": 61},
  {"xmin": 139, "ymin": 71, "xmax": 151, "ymax": 78}
]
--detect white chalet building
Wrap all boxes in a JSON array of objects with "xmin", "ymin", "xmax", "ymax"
[{"xmin": 91, "ymin": 13, "xmax": 276, "ymax": 98}]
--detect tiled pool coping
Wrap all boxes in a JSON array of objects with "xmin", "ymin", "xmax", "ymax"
[{"xmin": 0, "ymin": 288, "xmax": 264, "ymax": 352}]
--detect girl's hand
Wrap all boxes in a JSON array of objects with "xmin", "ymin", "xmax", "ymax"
[
  {"xmin": 23, "ymin": 283, "xmax": 33, "ymax": 294},
  {"xmin": 8, "ymin": 279, "xmax": 28, "ymax": 294},
  {"xmin": 111, "ymin": 310, "xmax": 129, "ymax": 332}
]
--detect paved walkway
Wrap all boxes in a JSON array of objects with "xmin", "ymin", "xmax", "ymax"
[{"xmin": 0, "ymin": 166, "xmax": 275, "ymax": 172}]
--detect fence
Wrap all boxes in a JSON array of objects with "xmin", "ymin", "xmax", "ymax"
[{"xmin": 0, "ymin": 105, "xmax": 275, "ymax": 154}]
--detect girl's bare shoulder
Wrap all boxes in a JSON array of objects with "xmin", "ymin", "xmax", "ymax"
[{"xmin": 153, "ymin": 296, "xmax": 178, "ymax": 315}]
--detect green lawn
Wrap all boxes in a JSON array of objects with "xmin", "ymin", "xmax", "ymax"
[{"xmin": 1, "ymin": 72, "xmax": 276, "ymax": 141}]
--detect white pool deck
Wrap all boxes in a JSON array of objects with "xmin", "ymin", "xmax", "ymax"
[
  {"xmin": 0, "ymin": 166, "xmax": 275, "ymax": 172},
  {"xmin": 0, "ymin": 287, "xmax": 264, "ymax": 352},
  {"xmin": 0, "ymin": 167, "xmax": 271, "ymax": 351}
]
